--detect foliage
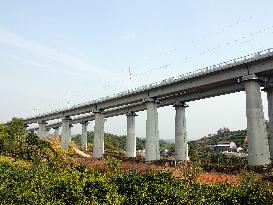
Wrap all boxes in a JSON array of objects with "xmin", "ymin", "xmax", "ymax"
[
  {"xmin": 189, "ymin": 127, "xmax": 247, "ymax": 152},
  {"xmin": 104, "ymin": 156, "xmax": 122, "ymax": 173},
  {"xmin": 160, "ymin": 139, "xmax": 175, "ymax": 156},
  {"xmin": 0, "ymin": 118, "xmax": 52, "ymax": 162},
  {"xmin": 0, "ymin": 117, "xmax": 26, "ymax": 156},
  {"xmin": 189, "ymin": 127, "xmax": 248, "ymax": 165},
  {"xmin": 0, "ymin": 159, "xmax": 273, "ymax": 205},
  {"xmin": 0, "ymin": 122, "xmax": 273, "ymax": 204},
  {"xmin": 177, "ymin": 161, "xmax": 203, "ymax": 183}
]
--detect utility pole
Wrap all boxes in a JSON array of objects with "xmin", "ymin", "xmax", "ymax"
[
  {"xmin": 33, "ymin": 107, "xmax": 36, "ymax": 115},
  {"xmin": 68, "ymin": 89, "xmax": 71, "ymax": 108},
  {"xmin": 128, "ymin": 67, "xmax": 132, "ymax": 90}
]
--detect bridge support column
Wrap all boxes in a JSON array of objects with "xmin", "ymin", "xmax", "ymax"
[
  {"xmin": 38, "ymin": 121, "xmax": 47, "ymax": 138},
  {"xmin": 81, "ymin": 121, "xmax": 89, "ymax": 150},
  {"xmin": 69, "ymin": 125, "xmax": 73, "ymax": 141},
  {"xmin": 263, "ymin": 83, "xmax": 273, "ymax": 161},
  {"xmin": 45, "ymin": 127, "xmax": 50, "ymax": 136},
  {"xmin": 155, "ymin": 110, "xmax": 160, "ymax": 160},
  {"xmin": 174, "ymin": 102, "xmax": 188, "ymax": 161},
  {"xmin": 93, "ymin": 110, "xmax": 104, "ymax": 158},
  {"xmin": 53, "ymin": 127, "xmax": 60, "ymax": 136},
  {"xmin": 243, "ymin": 74, "xmax": 271, "ymax": 165},
  {"xmin": 61, "ymin": 116, "xmax": 72, "ymax": 150},
  {"xmin": 145, "ymin": 98, "xmax": 159, "ymax": 161},
  {"xmin": 126, "ymin": 112, "xmax": 137, "ymax": 157}
]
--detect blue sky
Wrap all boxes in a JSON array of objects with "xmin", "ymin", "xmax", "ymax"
[{"xmin": 1, "ymin": 1, "xmax": 273, "ymax": 140}]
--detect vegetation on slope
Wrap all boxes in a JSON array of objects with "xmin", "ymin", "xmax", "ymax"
[
  {"xmin": 1, "ymin": 155, "xmax": 273, "ymax": 204},
  {"xmin": 189, "ymin": 127, "xmax": 247, "ymax": 150},
  {"xmin": 0, "ymin": 118, "xmax": 53, "ymax": 162},
  {"xmin": 1, "ymin": 119, "xmax": 273, "ymax": 204},
  {"xmin": 188, "ymin": 127, "xmax": 248, "ymax": 165}
]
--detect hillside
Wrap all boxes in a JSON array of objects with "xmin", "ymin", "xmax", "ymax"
[
  {"xmin": 188, "ymin": 127, "xmax": 248, "ymax": 164},
  {"xmin": 193, "ymin": 127, "xmax": 246, "ymax": 146}
]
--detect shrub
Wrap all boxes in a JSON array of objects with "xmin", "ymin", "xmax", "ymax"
[{"xmin": 1, "ymin": 160, "xmax": 273, "ymax": 205}]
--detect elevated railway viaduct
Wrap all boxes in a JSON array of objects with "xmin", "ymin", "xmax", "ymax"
[{"xmin": 21, "ymin": 49, "xmax": 273, "ymax": 165}]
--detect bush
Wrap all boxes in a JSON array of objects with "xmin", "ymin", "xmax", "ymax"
[
  {"xmin": 1, "ymin": 159, "xmax": 273, "ymax": 205},
  {"xmin": 1, "ymin": 119, "xmax": 273, "ymax": 204},
  {"xmin": 0, "ymin": 118, "xmax": 53, "ymax": 163}
]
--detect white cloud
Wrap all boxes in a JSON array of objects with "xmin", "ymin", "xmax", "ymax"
[
  {"xmin": 10, "ymin": 55, "xmax": 97, "ymax": 81},
  {"xmin": 0, "ymin": 25, "xmax": 121, "ymax": 80}
]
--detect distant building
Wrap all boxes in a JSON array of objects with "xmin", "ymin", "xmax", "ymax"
[{"xmin": 206, "ymin": 141, "xmax": 237, "ymax": 152}]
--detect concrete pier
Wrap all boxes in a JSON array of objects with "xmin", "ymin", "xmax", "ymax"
[
  {"xmin": 126, "ymin": 112, "xmax": 137, "ymax": 157},
  {"xmin": 37, "ymin": 121, "xmax": 47, "ymax": 138},
  {"xmin": 81, "ymin": 121, "xmax": 89, "ymax": 150},
  {"xmin": 61, "ymin": 116, "xmax": 72, "ymax": 150},
  {"xmin": 174, "ymin": 102, "xmax": 188, "ymax": 161},
  {"xmin": 45, "ymin": 127, "xmax": 50, "ymax": 136},
  {"xmin": 145, "ymin": 98, "xmax": 159, "ymax": 161},
  {"xmin": 243, "ymin": 74, "xmax": 271, "ymax": 165},
  {"xmin": 69, "ymin": 125, "xmax": 73, "ymax": 141},
  {"xmin": 53, "ymin": 127, "xmax": 60, "ymax": 136},
  {"xmin": 93, "ymin": 110, "xmax": 104, "ymax": 158},
  {"xmin": 155, "ymin": 110, "xmax": 160, "ymax": 160},
  {"xmin": 264, "ymin": 84, "xmax": 273, "ymax": 161}
]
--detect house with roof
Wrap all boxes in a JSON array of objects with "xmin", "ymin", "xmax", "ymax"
[{"xmin": 206, "ymin": 141, "xmax": 237, "ymax": 152}]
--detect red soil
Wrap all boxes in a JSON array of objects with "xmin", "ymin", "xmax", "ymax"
[{"xmin": 197, "ymin": 172, "xmax": 241, "ymax": 184}]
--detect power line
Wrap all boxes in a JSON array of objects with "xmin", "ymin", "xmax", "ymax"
[{"xmin": 28, "ymin": 17, "xmax": 273, "ymax": 116}]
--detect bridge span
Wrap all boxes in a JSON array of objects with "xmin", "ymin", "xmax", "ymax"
[{"xmin": 14, "ymin": 48, "xmax": 273, "ymax": 165}]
